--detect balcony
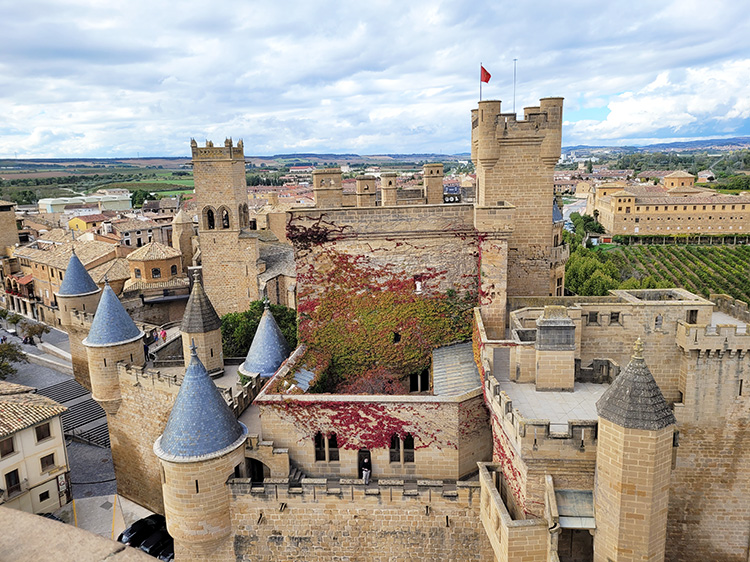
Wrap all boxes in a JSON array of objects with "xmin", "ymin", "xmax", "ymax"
[
  {"xmin": 1, "ymin": 478, "xmax": 29, "ymax": 503},
  {"xmin": 550, "ymin": 243, "xmax": 569, "ymax": 265}
]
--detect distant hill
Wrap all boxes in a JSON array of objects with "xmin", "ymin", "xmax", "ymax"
[{"xmin": 563, "ymin": 137, "xmax": 750, "ymax": 154}]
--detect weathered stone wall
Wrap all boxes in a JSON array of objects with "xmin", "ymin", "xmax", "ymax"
[
  {"xmin": 108, "ymin": 366, "xmax": 180, "ymax": 514},
  {"xmin": 667, "ymin": 349, "xmax": 750, "ymax": 562},
  {"xmin": 224, "ymin": 479, "xmax": 493, "ymax": 562},
  {"xmin": 256, "ymin": 390, "xmax": 488, "ymax": 481}
]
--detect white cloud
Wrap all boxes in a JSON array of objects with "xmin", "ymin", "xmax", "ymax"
[{"xmin": 1, "ymin": 0, "xmax": 750, "ymax": 156}]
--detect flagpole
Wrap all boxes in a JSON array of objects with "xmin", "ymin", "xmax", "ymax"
[
  {"xmin": 479, "ymin": 62, "xmax": 482, "ymax": 101},
  {"xmin": 513, "ymin": 58, "xmax": 517, "ymax": 114}
]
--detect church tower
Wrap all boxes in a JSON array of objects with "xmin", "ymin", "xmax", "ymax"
[
  {"xmin": 82, "ymin": 283, "xmax": 145, "ymax": 415},
  {"xmin": 154, "ymin": 344, "xmax": 248, "ymax": 560},
  {"xmin": 55, "ymin": 249, "xmax": 102, "ymax": 390},
  {"xmin": 191, "ymin": 138, "xmax": 259, "ymax": 316},
  {"xmin": 180, "ymin": 277, "xmax": 223, "ymax": 376},
  {"xmin": 594, "ymin": 339, "xmax": 676, "ymax": 562}
]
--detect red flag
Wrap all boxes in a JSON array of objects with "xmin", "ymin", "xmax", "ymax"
[{"xmin": 480, "ymin": 66, "xmax": 491, "ymax": 83}]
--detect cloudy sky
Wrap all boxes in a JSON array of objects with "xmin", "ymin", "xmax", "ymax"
[{"xmin": 2, "ymin": 0, "xmax": 750, "ymax": 158}]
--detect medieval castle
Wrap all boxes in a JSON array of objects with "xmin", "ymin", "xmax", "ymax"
[{"xmin": 50, "ymin": 98, "xmax": 749, "ymax": 562}]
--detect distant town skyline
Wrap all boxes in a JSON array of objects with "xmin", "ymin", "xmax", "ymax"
[{"xmin": 2, "ymin": 0, "xmax": 750, "ymax": 158}]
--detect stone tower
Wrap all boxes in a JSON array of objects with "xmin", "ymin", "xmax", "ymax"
[
  {"xmin": 154, "ymin": 345, "xmax": 248, "ymax": 561},
  {"xmin": 82, "ymin": 283, "xmax": 145, "ymax": 415},
  {"xmin": 191, "ymin": 138, "xmax": 259, "ymax": 316},
  {"xmin": 534, "ymin": 305, "xmax": 575, "ymax": 391},
  {"xmin": 355, "ymin": 175, "xmax": 376, "ymax": 207},
  {"xmin": 471, "ymin": 97, "xmax": 566, "ymax": 297},
  {"xmin": 312, "ymin": 168, "xmax": 343, "ymax": 208},
  {"xmin": 238, "ymin": 301, "xmax": 291, "ymax": 380},
  {"xmin": 171, "ymin": 208, "xmax": 194, "ymax": 273},
  {"xmin": 594, "ymin": 339, "xmax": 676, "ymax": 562},
  {"xmin": 55, "ymin": 249, "xmax": 102, "ymax": 390},
  {"xmin": 380, "ymin": 172, "xmax": 398, "ymax": 206},
  {"xmin": 423, "ymin": 163, "xmax": 444, "ymax": 205},
  {"xmin": 180, "ymin": 277, "xmax": 223, "ymax": 376}
]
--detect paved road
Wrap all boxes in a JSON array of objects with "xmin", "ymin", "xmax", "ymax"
[{"xmin": 563, "ymin": 198, "xmax": 587, "ymax": 222}]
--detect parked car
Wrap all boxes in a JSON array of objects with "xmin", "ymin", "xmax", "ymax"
[
  {"xmin": 117, "ymin": 514, "xmax": 166, "ymax": 548},
  {"xmin": 140, "ymin": 529, "xmax": 173, "ymax": 557}
]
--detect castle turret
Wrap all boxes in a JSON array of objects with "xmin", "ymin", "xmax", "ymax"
[
  {"xmin": 355, "ymin": 175, "xmax": 376, "ymax": 207},
  {"xmin": 423, "ymin": 163, "xmax": 444, "ymax": 205},
  {"xmin": 471, "ymin": 97, "xmax": 566, "ymax": 298},
  {"xmin": 154, "ymin": 344, "xmax": 248, "ymax": 559},
  {"xmin": 380, "ymin": 172, "xmax": 398, "ymax": 206},
  {"xmin": 180, "ymin": 278, "xmax": 223, "ymax": 375},
  {"xmin": 82, "ymin": 283, "xmax": 144, "ymax": 415},
  {"xmin": 312, "ymin": 168, "xmax": 343, "ymax": 208},
  {"xmin": 55, "ymin": 249, "xmax": 102, "ymax": 389},
  {"xmin": 238, "ymin": 301, "xmax": 291, "ymax": 380},
  {"xmin": 534, "ymin": 305, "xmax": 575, "ymax": 391},
  {"xmin": 594, "ymin": 339, "xmax": 676, "ymax": 562},
  {"xmin": 171, "ymin": 208, "xmax": 194, "ymax": 273}
]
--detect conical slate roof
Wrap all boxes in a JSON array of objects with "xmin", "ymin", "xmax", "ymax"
[
  {"xmin": 552, "ymin": 202, "xmax": 564, "ymax": 223},
  {"xmin": 596, "ymin": 339, "xmax": 676, "ymax": 431},
  {"xmin": 181, "ymin": 280, "xmax": 221, "ymax": 333},
  {"xmin": 82, "ymin": 284, "xmax": 143, "ymax": 347},
  {"xmin": 240, "ymin": 302, "xmax": 291, "ymax": 378},
  {"xmin": 154, "ymin": 345, "xmax": 247, "ymax": 461},
  {"xmin": 57, "ymin": 250, "xmax": 100, "ymax": 296}
]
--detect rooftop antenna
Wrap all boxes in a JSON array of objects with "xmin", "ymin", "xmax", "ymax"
[{"xmin": 513, "ymin": 58, "xmax": 518, "ymax": 115}]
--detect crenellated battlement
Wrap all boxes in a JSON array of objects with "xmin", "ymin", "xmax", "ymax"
[
  {"xmin": 229, "ymin": 475, "xmax": 481, "ymax": 507},
  {"xmin": 676, "ymin": 321, "xmax": 750, "ymax": 353},
  {"xmin": 190, "ymin": 137, "xmax": 245, "ymax": 161}
]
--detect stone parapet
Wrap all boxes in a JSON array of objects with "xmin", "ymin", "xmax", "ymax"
[{"xmin": 675, "ymin": 321, "xmax": 750, "ymax": 352}]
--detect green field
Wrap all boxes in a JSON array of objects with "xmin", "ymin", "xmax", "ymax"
[{"xmin": 567, "ymin": 243, "xmax": 750, "ymax": 303}]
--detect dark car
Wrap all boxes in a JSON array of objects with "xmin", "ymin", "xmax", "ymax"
[
  {"xmin": 140, "ymin": 529, "xmax": 173, "ymax": 556},
  {"xmin": 117, "ymin": 514, "xmax": 166, "ymax": 547}
]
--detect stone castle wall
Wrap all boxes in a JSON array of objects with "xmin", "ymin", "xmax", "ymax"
[{"xmin": 222, "ymin": 478, "xmax": 493, "ymax": 562}]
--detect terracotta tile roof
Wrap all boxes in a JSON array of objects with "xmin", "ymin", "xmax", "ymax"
[
  {"xmin": 126, "ymin": 241, "xmax": 181, "ymax": 262},
  {"xmin": 37, "ymin": 229, "xmax": 70, "ymax": 243},
  {"xmin": 71, "ymin": 214, "xmax": 110, "ymax": 223},
  {"xmin": 665, "ymin": 170, "xmax": 695, "ymax": 178},
  {"xmin": 14, "ymin": 240, "xmax": 117, "ymax": 270},
  {"xmin": 111, "ymin": 218, "xmax": 158, "ymax": 233},
  {"xmin": 0, "ymin": 200, "xmax": 16, "ymax": 206},
  {"xmin": 0, "ymin": 385, "xmax": 67, "ymax": 438},
  {"xmin": 88, "ymin": 258, "xmax": 131, "ymax": 284},
  {"xmin": 0, "ymin": 382, "xmax": 35, "ymax": 396}
]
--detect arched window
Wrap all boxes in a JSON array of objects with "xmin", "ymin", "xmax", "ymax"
[
  {"xmin": 221, "ymin": 208, "xmax": 230, "ymax": 229},
  {"xmin": 328, "ymin": 433, "xmax": 339, "ymax": 461},
  {"xmin": 390, "ymin": 434, "xmax": 400, "ymax": 462},
  {"xmin": 134, "ymin": 268, "xmax": 141, "ymax": 279},
  {"xmin": 314, "ymin": 432, "xmax": 325, "ymax": 461},
  {"xmin": 152, "ymin": 268, "xmax": 161, "ymax": 279},
  {"xmin": 403, "ymin": 434, "xmax": 415, "ymax": 463},
  {"xmin": 205, "ymin": 208, "xmax": 215, "ymax": 230},
  {"xmin": 170, "ymin": 264, "xmax": 178, "ymax": 276}
]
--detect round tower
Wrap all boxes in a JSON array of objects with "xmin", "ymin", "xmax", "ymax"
[
  {"xmin": 238, "ymin": 300, "xmax": 291, "ymax": 380},
  {"xmin": 154, "ymin": 344, "xmax": 248, "ymax": 559},
  {"xmin": 82, "ymin": 283, "xmax": 145, "ymax": 415},
  {"xmin": 594, "ymin": 339, "xmax": 676, "ymax": 562},
  {"xmin": 180, "ymin": 276, "xmax": 223, "ymax": 375},
  {"xmin": 55, "ymin": 248, "xmax": 102, "ymax": 390}
]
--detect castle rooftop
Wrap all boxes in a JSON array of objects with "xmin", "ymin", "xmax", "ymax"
[
  {"xmin": 181, "ymin": 280, "xmax": 221, "ymax": 333},
  {"xmin": 125, "ymin": 241, "xmax": 181, "ymax": 262},
  {"xmin": 82, "ymin": 284, "xmax": 144, "ymax": 347},
  {"xmin": 239, "ymin": 302, "xmax": 291, "ymax": 379},
  {"xmin": 596, "ymin": 339, "xmax": 676, "ymax": 431},
  {"xmin": 154, "ymin": 346, "xmax": 247, "ymax": 462},
  {"xmin": 56, "ymin": 250, "xmax": 101, "ymax": 296}
]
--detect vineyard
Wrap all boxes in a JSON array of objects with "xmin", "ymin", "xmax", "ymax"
[
  {"xmin": 565, "ymin": 242, "xmax": 750, "ymax": 304},
  {"xmin": 606, "ymin": 245, "xmax": 750, "ymax": 302}
]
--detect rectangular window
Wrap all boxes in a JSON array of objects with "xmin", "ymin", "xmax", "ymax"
[
  {"xmin": 403, "ymin": 434, "xmax": 415, "ymax": 463},
  {"xmin": 4, "ymin": 469, "xmax": 20, "ymax": 496},
  {"xmin": 390, "ymin": 434, "xmax": 401, "ymax": 463},
  {"xmin": 610, "ymin": 312, "xmax": 620, "ymax": 325},
  {"xmin": 328, "ymin": 434, "xmax": 339, "ymax": 462},
  {"xmin": 40, "ymin": 453, "xmax": 55, "ymax": 472},
  {"xmin": 587, "ymin": 311, "xmax": 599, "ymax": 325},
  {"xmin": 35, "ymin": 423, "xmax": 51, "ymax": 442},
  {"xmin": 0, "ymin": 437, "xmax": 13, "ymax": 458},
  {"xmin": 314, "ymin": 432, "xmax": 326, "ymax": 461},
  {"xmin": 39, "ymin": 490, "xmax": 50, "ymax": 502}
]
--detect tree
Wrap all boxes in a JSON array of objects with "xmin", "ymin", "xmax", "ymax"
[
  {"xmin": 0, "ymin": 342, "xmax": 28, "ymax": 379},
  {"xmin": 130, "ymin": 189, "xmax": 158, "ymax": 208},
  {"xmin": 586, "ymin": 160, "xmax": 593, "ymax": 174},
  {"xmin": 221, "ymin": 301, "xmax": 297, "ymax": 358},
  {"xmin": 6, "ymin": 313, "xmax": 22, "ymax": 332},
  {"xmin": 0, "ymin": 308, "xmax": 8, "ymax": 328},
  {"xmin": 20, "ymin": 321, "xmax": 50, "ymax": 343}
]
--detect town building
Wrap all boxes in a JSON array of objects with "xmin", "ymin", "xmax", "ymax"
[{"xmin": 0, "ymin": 382, "xmax": 71, "ymax": 515}]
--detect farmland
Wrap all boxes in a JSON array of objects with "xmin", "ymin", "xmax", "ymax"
[{"xmin": 566, "ymin": 242, "xmax": 750, "ymax": 304}]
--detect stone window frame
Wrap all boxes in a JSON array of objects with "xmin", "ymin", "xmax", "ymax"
[
  {"xmin": 134, "ymin": 268, "xmax": 141, "ymax": 279},
  {"xmin": 389, "ymin": 434, "xmax": 415, "ymax": 464},
  {"xmin": 609, "ymin": 311, "xmax": 621, "ymax": 326},
  {"xmin": 313, "ymin": 431, "xmax": 339, "ymax": 463},
  {"xmin": 151, "ymin": 268, "xmax": 161, "ymax": 279},
  {"xmin": 170, "ymin": 264, "xmax": 178, "ymax": 276},
  {"xmin": 586, "ymin": 311, "xmax": 599, "ymax": 325}
]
